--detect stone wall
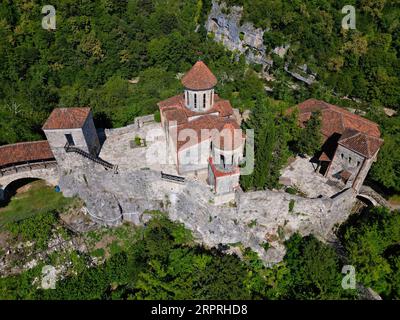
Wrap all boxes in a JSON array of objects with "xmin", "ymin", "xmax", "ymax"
[
  {"xmin": 215, "ymin": 172, "xmax": 240, "ymax": 194},
  {"xmin": 184, "ymin": 89, "xmax": 214, "ymax": 111},
  {"xmin": 353, "ymin": 156, "xmax": 376, "ymax": 191},
  {"xmin": 44, "ymin": 127, "xmax": 88, "ymax": 163},
  {"xmin": 328, "ymin": 145, "xmax": 366, "ymax": 190},
  {"xmin": 82, "ymin": 113, "xmax": 100, "ymax": 155}
]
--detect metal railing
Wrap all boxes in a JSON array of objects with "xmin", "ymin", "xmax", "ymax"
[
  {"xmin": 161, "ymin": 171, "xmax": 185, "ymax": 184},
  {"xmin": 64, "ymin": 143, "xmax": 118, "ymax": 174}
]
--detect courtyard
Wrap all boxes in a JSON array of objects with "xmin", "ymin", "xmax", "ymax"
[
  {"xmin": 98, "ymin": 122, "xmax": 179, "ymax": 175},
  {"xmin": 280, "ymin": 156, "xmax": 341, "ymax": 198}
]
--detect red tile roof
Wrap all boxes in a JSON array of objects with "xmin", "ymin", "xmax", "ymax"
[
  {"xmin": 181, "ymin": 61, "xmax": 218, "ymax": 90},
  {"xmin": 208, "ymin": 157, "xmax": 240, "ymax": 178},
  {"xmin": 294, "ymin": 99, "xmax": 383, "ymax": 158},
  {"xmin": 319, "ymin": 152, "xmax": 331, "ymax": 162},
  {"xmin": 42, "ymin": 107, "xmax": 91, "ymax": 130},
  {"xmin": 340, "ymin": 170, "xmax": 352, "ymax": 182},
  {"xmin": 295, "ymin": 99, "xmax": 381, "ymax": 138},
  {"xmin": 169, "ymin": 115, "xmax": 243, "ymax": 152},
  {"xmin": 158, "ymin": 94, "xmax": 234, "ymax": 124},
  {"xmin": 0, "ymin": 141, "xmax": 55, "ymax": 168},
  {"xmin": 338, "ymin": 128, "xmax": 384, "ymax": 158}
]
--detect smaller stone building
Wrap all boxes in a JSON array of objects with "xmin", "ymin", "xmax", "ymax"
[
  {"xmin": 295, "ymin": 99, "xmax": 384, "ymax": 192},
  {"xmin": 42, "ymin": 107, "xmax": 100, "ymax": 163}
]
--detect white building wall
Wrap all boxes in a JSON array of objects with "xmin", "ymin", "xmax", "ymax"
[
  {"xmin": 328, "ymin": 145, "xmax": 366, "ymax": 188},
  {"xmin": 44, "ymin": 127, "xmax": 88, "ymax": 163},
  {"xmin": 215, "ymin": 173, "xmax": 240, "ymax": 194},
  {"xmin": 178, "ymin": 139, "xmax": 211, "ymax": 174},
  {"xmin": 185, "ymin": 89, "xmax": 214, "ymax": 112},
  {"xmin": 213, "ymin": 145, "xmax": 243, "ymax": 167}
]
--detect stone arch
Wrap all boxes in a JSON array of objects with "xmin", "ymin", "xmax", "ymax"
[
  {"xmin": 356, "ymin": 194, "xmax": 378, "ymax": 207},
  {"xmin": 0, "ymin": 166, "xmax": 59, "ymax": 203},
  {"xmin": 1, "ymin": 177, "xmax": 44, "ymax": 203}
]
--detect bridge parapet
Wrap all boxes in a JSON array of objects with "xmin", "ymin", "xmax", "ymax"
[{"xmin": 0, "ymin": 162, "xmax": 59, "ymax": 201}]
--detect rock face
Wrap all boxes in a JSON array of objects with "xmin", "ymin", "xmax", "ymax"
[
  {"xmin": 58, "ymin": 162, "xmax": 356, "ymax": 265},
  {"xmin": 206, "ymin": 1, "xmax": 272, "ymax": 69},
  {"xmin": 206, "ymin": 0, "xmax": 316, "ymax": 85}
]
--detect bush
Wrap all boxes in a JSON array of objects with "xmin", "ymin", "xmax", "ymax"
[
  {"xmin": 7, "ymin": 211, "xmax": 58, "ymax": 249},
  {"xmin": 134, "ymin": 136, "xmax": 141, "ymax": 146},
  {"xmin": 286, "ymin": 187, "xmax": 297, "ymax": 195},
  {"xmin": 289, "ymin": 199, "xmax": 295, "ymax": 212},
  {"xmin": 154, "ymin": 110, "xmax": 161, "ymax": 123}
]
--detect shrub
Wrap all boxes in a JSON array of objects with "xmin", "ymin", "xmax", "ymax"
[
  {"xmin": 154, "ymin": 110, "xmax": 161, "ymax": 123},
  {"xmin": 7, "ymin": 211, "xmax": 58, "ymax": 249},
  {"xmin": 289, "ymin": 199, "xmax": 295, "ymax": 212},
  {"xmin": 286, "ymin": 187, "xmax": 297, "ymax": 195},
  {"xmin": 134, "ymin": 136, "xmax": 142, "ymax": 146}
]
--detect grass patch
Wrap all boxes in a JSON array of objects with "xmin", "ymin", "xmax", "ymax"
[
  {"xmin": 289, "ymin": 199, "xmax": 295, "ymax": 213},
  {"xmin": 247, "ymin": 219, "xmax": 257, "ymax": 228},
  {"xmin": 0, "ymin": 181, "xmax": 74, "ymax": 228},
  {"xmin": 91, "ymin": 248, "xmax": 105, "ymax": 258},
  {"xmin": 261, "ymin": 242, "xmax": 270, "ymax": 252},
  {"xmin": 388, "ymin": 194, "xmax": 400, "ymax": 205}
]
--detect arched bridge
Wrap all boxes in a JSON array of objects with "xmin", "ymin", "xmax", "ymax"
[
  {"xmin": 0, "ymin": 141, "xmax": 59, "ymax": 201},
  {"xmin": 358, "ymin": 186, "xmax": 390, "ymax": 207}
]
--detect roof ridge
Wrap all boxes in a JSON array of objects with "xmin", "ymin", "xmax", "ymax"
[
  {"xmin": 339, "ymin": 130, "xmax": 361, "ymax": 143},
  {"xmin": 0, "ymin": 140, "xmax": 49, "ymax": 148},
  {"xmin": 328, "ymin": 103, "xmax": 379, "ymax": 126}
]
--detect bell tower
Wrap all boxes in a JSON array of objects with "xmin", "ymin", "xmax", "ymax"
[{"xmin": 181, "ymin": 61, "xmax": 217, "ymax": 112}]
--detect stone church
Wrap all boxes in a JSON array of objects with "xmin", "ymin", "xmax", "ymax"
[
  {"xmin": 157, "ymin": 61, "xmax": 245, "ymax": 195},
  {"xmin": 295, "ymin": 99, "xmax": 384, "ymax": 191}
]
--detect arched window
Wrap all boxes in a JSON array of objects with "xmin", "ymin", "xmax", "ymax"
[
  {"xmin": 349, "ymin": 157, "xmax": 352, "ymax": 164},
  {"xmin": 194, "ymin": 94, "xmax": 197, "ymax": 109},
  {"xmin": 341, "ymin": 153, "xmax": 344, "ymax": 159},
  {"xmin": 203, "ymin": 93, "xmax": 206, "ymax": 109}
]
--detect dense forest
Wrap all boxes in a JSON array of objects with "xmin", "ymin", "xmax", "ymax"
[
  {"xmin": 230, "ymin": 0, "xmax": 400, "ymax": 108},
  {"xmin": 0, "ymin": 213, "xmax": 355, "ymax": 300},
  {"xmin": 1, "ymin": 208, "xmax": 398, "ymax": 300}
]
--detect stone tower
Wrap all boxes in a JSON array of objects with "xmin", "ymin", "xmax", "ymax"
[{"xmin": 42, "ymin": 107, "xmax": 100, "ymax": 164}]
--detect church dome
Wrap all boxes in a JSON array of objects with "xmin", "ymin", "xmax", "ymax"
[{"xmin": 181, "ymin": 61, "xmax": 217, "ymax": 90}]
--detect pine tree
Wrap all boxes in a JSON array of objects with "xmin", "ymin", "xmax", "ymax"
[
  {"xmin": 240, "ymin": 98, "xmax": 291, "ymax": 190},
  {"xmin": 296, "ymin": 110, "xmax": 322, "ymax": 156}
]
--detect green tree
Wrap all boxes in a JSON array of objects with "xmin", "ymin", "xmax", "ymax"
[
  {"xmin": 296, "ymin": 110, "xmax": 322, "ymax": 156},
  {"xmin": 283, "ymin": 234, "xmax": 352, "ymax": 299},
  {"xmin": 340, "ymin": 207, "xmax": 400, "ymax": 298}
]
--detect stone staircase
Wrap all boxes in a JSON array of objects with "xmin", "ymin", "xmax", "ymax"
[{"xmin": 64, "ymin": 143, "xmax": 118, "ymax": 174}]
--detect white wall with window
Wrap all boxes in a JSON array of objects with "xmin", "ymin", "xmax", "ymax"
[{"xmin": 185, "ymin": 88, "xmax": 214, "ymax": 112}]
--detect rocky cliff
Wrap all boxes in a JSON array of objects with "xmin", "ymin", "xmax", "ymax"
[
  {"xmin": 205, "ymin": 0, "xmax": 316, "ymax": 84},
  {"xmin": 206, "ymin": 1, "xmax": 273, "ymax": 70},
  {"xmin": 59, "ymin": 162, "xmax": 356, "ymax": 266}
]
